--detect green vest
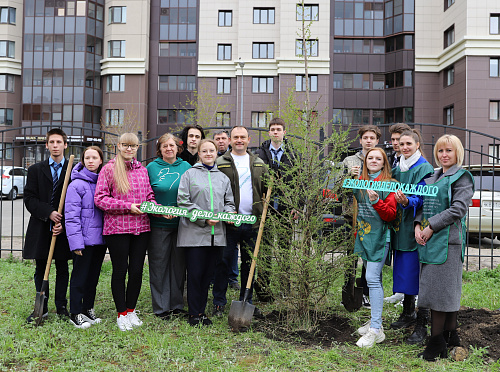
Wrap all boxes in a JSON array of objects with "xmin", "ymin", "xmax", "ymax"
[
  {"xmin": 354, "ymin": 188, "xmax": 391, "ymax": 262},
  {"xmin": 391, "ymin": 161, "xmax": 434, "ymax": 251},
  {"xmin": 418, "ymin": 169, "xmax": 474, "ymax": 264}
]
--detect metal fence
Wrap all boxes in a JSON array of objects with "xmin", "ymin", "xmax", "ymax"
[{"xmin": 1, "ymin": 124, "xmax": 499, "ymax": 270}]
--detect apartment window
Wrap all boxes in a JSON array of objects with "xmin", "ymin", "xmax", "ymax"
[
  {"xmin": 252, "ymin": 43, "xmax": 274, "ymax": 59},
  {"xmin": 444, "ymin": 65, "xmax": 454, "ymax": 86},
  {"xmin": 108, "ymin": 41, "xmax": 125, "ymax": 58},
  {"xmin": 295, "ymin": 39, "xmax": 318, "ymax": 57},
  {"xmin": 491, "ymin": 14, "xmax": 500, "ymax": 35},
  {"xmin": 107, "ymin": 75, "xmax": 125, "ymax": 92},
  {"xmin": 444, "ymin": 0, "xmax": 455, "ymax": 11},
  {"xmin": 444, "ymin": 25, "xmax": 455, "ymax": 49},
  {"xmin": 296, "ymin": 75, "xmax": 318, "ymax": 92},
  {"xmin": 158, "ymin": 109, "xmax": 194, "ymax": 125},
  {"xmin": 373, "ymin": 74, "xmax": 385, "ymax": 90},
  {"xmin": 217, "ymin": 78, "xmax": 231, "ymax": 94},
  {"xmin": 106, "ymin": 109, "xmax": 124, "ymax": 127},
  {"xmin": 159, "ymin": 75, "xmax": 196, "ymax": 91},
  {"xmin": 0, "ymin": 143, "xmax": 12, "ymax": 159},
  {"xmin": 0, "ymin": 41, "xmax": 15, "ymax": 58},
  {"xmin": 489, "ymin": 144, "xmax": 500, "ymax": 164},
  {"xmin": 444, "ymin": 106, "xmax": 454, "ymax": 125},
  {"xmin": 252, "ymin": 77, "xmax": 274, "ymax": 93},
  {"xmin": 109, "ymin": 6, "xmax": 126, "ymax": 24},
  {"xmin": 253, "ymin": 8, "xmax": 275, "ymax": 24},
  {"xmin": 218, "ymin": 10, "xmax": 232, "ymax": 26},
  {"xmin": 159, "ymin": 42, "xmax": 197, "ymax": 57},
  {"xmin": 217, "ymin": 44, "xmax": 232, "ymax": 60},
  {"xmin": 216, "ymin": 112, "xmax": 230, "ymax": 127},
  {"xmin": 385, "ymin": 70, "xmax": 413, "ymax": 88},
  {"xmin": 490, "ymin": 101, "xmax": 500, "ymax": 121},
  {"xmin": 490, "ymin": 58, "xmax": 500, "ymax": 77},
  {"xmin": 0, "ymin": 108, "xmax": 13, "ymax": 125},
  {"xmin": 0, "ymin": 7, "xmax": 16, "ymax": 24},
  {"xmin": 0, "ymin": 75, "xmax": 14, "ymax": 92},
  {"xmin": 251, "ymin": 112, "xmax": 273, "ymax": 128},
  {"xmin": 296, "ymin": 4, "xmax": 319, "ymax": 21}
]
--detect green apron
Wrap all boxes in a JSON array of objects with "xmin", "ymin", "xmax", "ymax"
[
  {"xmin": 354, "ymin": 188, "xmax": 391, "ymax": 262},
  {"xmin": 391, "ymin": 162, "xmax": 434, "ymax": 252},
  {"xmin": 418, "ymin": 169, "xmax": 474, "ymax": 264}
]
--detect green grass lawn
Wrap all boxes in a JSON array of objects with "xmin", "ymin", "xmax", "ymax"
[{"xmin": 0, "ymin": 258, "xmax": 499, "ymax": 371}]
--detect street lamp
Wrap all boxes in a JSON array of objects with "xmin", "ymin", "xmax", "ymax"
[{"xmin": 238, "ymin": 59, "xmax": 245, "ymax": 126}]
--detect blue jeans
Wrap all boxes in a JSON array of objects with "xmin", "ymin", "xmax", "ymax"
[{"xmin": 363, "ymin": 242, "xmax": 389, "ymax": 330}]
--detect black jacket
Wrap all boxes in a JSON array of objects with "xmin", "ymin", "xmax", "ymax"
[
  {"xmin": 179, "ymin": 149, "xmax": 198, "ymax": 166},
  {"xmin": 23, "ymin": 158, "xmax": 72, "ymax": 260}
]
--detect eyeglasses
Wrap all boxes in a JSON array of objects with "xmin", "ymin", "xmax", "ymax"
[{"xmin": 120, "ymin": 143, "xmax": 139, "ymax": 149}]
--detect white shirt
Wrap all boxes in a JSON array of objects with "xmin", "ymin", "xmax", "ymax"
[{"xmin": 230, "ymin": 152, "xmax": 253, "ymax": 215}]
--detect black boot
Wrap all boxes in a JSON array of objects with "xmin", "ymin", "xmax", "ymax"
[
  {"xmin": 418, "ymin": 334, "xmax": 448, "ymax": 361},
  {"xmin": 443, "ymin": 330, "xmax": 460, "ymax": 347},
  {"xmin": 406, "ymin": 308, "xmax": 429, "ymax": 345},
  {"xmin": 390, "ymin": 294, "xmax": 417, "ymax": 329}
]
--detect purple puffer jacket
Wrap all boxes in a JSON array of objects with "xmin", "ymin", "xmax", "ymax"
[{"xmin": 65, "ymin": 162, "xmax": 105, "ymax": 251}]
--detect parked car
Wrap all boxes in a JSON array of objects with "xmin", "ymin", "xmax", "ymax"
[
  {"xmin": 465, "ymin": 165, "xmax": 500, "ymax": 239},
  {"xmin": 1, "ymin": 167, "xmax": 28, "ymax": 200}
]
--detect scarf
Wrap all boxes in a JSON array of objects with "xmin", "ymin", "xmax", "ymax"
[{"xmin": 399, "ymin": 149, "xmax": 421, "ymax": 172}]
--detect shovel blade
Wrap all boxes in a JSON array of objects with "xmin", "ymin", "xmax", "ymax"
[
  {"xmin": 33, "ymin": 292, "xmax": 46, "ymax": 326},
  {"xmin": 228, "ymin": 300, "xmax": 255, "ymax": 332}
]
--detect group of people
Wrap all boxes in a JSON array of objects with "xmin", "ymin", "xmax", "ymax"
[
  {"xmin": 22, "ymin": 121, "xmax": 473, "ymax": 361},
  {"xmin": 347, "ymin": 124, "xmax": 473, "ymax": 362}
]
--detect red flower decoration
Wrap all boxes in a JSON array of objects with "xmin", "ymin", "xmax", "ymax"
[{"xmin": 179, "ymin": 140, "xmax": 184, "ymax": 145}]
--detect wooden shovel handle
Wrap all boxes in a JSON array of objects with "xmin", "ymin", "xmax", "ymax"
[
  {"xmin": 43, "ymin": 155, "xmax": 75, "ymax": 282},
  {"xmin": 245, "ymin": 185, "xmax": 273, "ymax": 290}
]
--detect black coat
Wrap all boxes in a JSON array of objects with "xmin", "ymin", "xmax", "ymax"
[{"xmin": 23, "ymin": 158, "xmax": 72, "ymax": 260}]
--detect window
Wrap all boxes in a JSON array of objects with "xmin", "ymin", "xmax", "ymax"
[
  {"xmin": 295, "ymin": 39, "xmax": 318, "ymax": 57},
  {"xmin": 385, "ymin": 70, "xmax": 413, "ymax": 88},
  {"xmin": 296, "ymin": 75, "xmax": 318, "ymax": 92},
  {"xmin": 0, "ymin": 108, "xmax": 13, "ymax": 125},
  {"xmin": 159, "ymin": 42, "xmax": 197, "ymax": 57},
  {"xmin": 444, "ymin": 0, "xmax": 455, "ymax": 11},
  {"xmin": 253, "ymin": 8, "xmax": 275, "ymax": 24},
  {"xmin": 373, "ymin": 74, "xmax": 385, "ymax": 90},
  {"xmin": 0, "ymin": 75, "xmax": 14, "ymax": 92},
  {"xmin": 106, "ymin": 109, "xmax": 124, "ymax": 127},
  {"xmin": 109, "ymin": 6, "xmax": 126, "ymax": 24},
  {"xmin": 159, "ymin": 75, "xmax": 196, "ymax": 91},
  {"xmin": 490, "ymin": 101, "xmax": 500, "ymax": 121},
  {"xmin": 216, "ymin": 112, "xmax": 230, "ymax": 127},
  {"xmin": 108, "ymin": 41, "xmax": 125, "ymax": 58},
  {"xmin": 0, "ymin": 143, "xmax": 12, "ymax": 159},
  {"xmin": 0, "ymin": 41, "xmax": 15, "ymax": 58},
  {"xmin": 0, "ymin": 7, "xmax": 16, "ymax": 24},
  {"xmin": 444, "ymin": 106, "xmax": 454, "ymax": 125},
  {"xmin": 107, "ymin": 75, "xmax": 125, "ymax": 92},
  {"xmin": 252, "ymin": 77, "xmax": 274, "ymax": 93},
  {"xmin": 490, "ymin": 58, "xmax": 500, "ymax": 77},
  {"xmin": 491, "ymin": 14, "xmax": 500, "ymax": 35},
  {"xmin": 252, "ymin": 43, "xmax": 274, "ymax": 59},
  {"xmin": 218, "ymin": 10, "xmax": 232, "ymax": 26},
  {"xmin": 444, "ymin": 65, "xmax": 454, "ymax": 86},
  {"xmin": 444, "ymin": 25, "xmax": 455, "ymax": 49},
  {"xmin": 251, "ymin": 112, "xmax": 273, "ymax": 128},
  {"xmin": 217, "ymin": 44, "xmax": 232, "ymax": 60},
  {"xmin": 158, "ymin": 109, "xmax": 194, "ymax": 125},
  {"xmin": 489, "ymin": 145, "xmax": 500, "ymax": 164},
  {"xmin": 217, "ymin": 78, "xmax": 231, "ymax": 94},
  {"xmin": 296, "ymin": 4, "xmax": 319, "ymax": 21}
]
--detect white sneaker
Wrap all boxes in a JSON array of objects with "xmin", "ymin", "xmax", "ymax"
[
  {"xmin": 357, "ymin": 320, "xmax": 371, "ymax": 335},
  {"xmin": 70, "ymin": 313, "xmax": 92, "ymax": 329},
  {"xmin": 127, "ymin": 310, "xmax": 143, "ymax": 327},
  {"xmin": 356, "ymin": 328, "xmax": 386, "ymax": 348},
  {"xmin": 117, "ymin": 314, "xmax": 133, "ymax": 331},
  {"xmin": 384, "ymin": 293, "xmax": 404, "ymax": 304}
]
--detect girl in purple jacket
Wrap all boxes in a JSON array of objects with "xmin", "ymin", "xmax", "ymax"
[{"xmin": 65, "ymin": 146, "xmax": 106, "ymax": 329}]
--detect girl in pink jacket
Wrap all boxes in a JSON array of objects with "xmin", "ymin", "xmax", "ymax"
[{"xmin": 95, "ymin": 133, "xmax": 156, "ymax": 331}]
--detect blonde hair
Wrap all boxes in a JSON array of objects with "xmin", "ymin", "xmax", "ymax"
[
  {"xmin": 433, "ymin": 134, "xmax": 464, "ymax": 167},
  {"xmin": 114, "ymin": 133, "xmax": 139, "ymax": 194}
]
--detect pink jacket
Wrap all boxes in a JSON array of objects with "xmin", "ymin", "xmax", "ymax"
[{"xmin": 94, "ymin": 158, "xmax": 156, "ymax": 235}]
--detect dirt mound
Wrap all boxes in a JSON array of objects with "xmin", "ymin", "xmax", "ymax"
[{"xmin": 458, "ymin": 307, "xmax": 500, "ymax": 361}]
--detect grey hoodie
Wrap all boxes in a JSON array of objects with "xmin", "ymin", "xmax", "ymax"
[{"xmin": 177, "ymin": 163, "xmax": 236, "ymax": 247}]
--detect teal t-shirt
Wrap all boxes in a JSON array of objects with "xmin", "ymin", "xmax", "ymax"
[{"xmin": 146, "ymin": 157, "xmax": 191, "ymax": 228}]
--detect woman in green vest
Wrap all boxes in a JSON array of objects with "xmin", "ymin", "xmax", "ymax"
[
  {"xmin": 414, "ymin": 135, "xmax": 474, "ymax": 361},
  {"xmin": 354, "ymin": 148, "xmax": 397, "ymax": 348},
  {"xmin": 391, "ymin": 129, "xmax": 434, "ymax": 345}
]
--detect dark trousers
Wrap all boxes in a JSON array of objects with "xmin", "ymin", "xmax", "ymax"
[
  {"xmin": 69, "ymin": 245, "xmax": 107, "ymax": 315},
  {"xmin": 185, "ymin": 246, "xmax": 221, "ymax": 316},
  {"xmin": 105, "ymin": 233, "xmax": 149, "ymax": 313},
  {"xmin": 229, "ymin": 245, "xmax": 239, "ymax": 284},
  {"xmin": 34, "ymin": 258, "xmax": 69, "ymax": 310}
]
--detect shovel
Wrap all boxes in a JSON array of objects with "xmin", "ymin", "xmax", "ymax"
[
  {"xmin": 228, "ymin": 186, "xmax": 272, "ymax": 332},
  {"xmin": 33, "ymin": 155, "xmax": 74, "ymax": 326}
]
